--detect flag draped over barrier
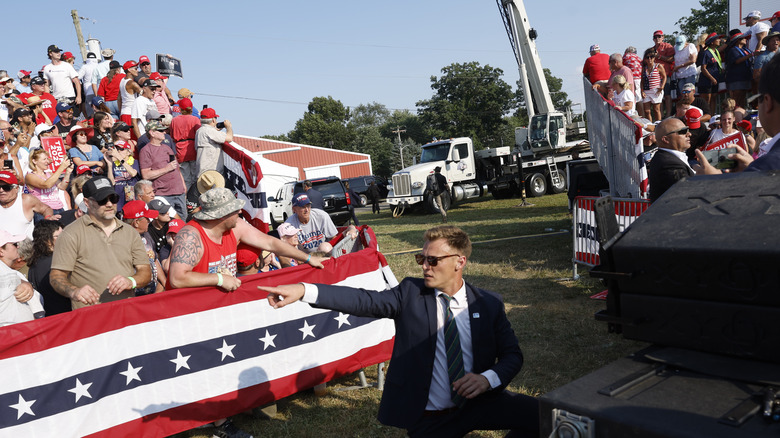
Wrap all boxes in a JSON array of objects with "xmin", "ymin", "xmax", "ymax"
[{"xmin": 0, "ymin": 245, "xmax": 396, "ymax": 437}]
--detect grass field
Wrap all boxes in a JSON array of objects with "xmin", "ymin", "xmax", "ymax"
[{"xmin": 175, "ymin": 194, "xmax": 645, "ymax": 438}]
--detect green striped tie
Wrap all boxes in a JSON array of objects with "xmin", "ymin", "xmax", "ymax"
[{"xmin": 441, "ymin": 294, "xmax": 466, "ymax": 407}]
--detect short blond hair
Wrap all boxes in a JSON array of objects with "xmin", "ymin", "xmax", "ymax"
[{"xmin": 424, "ymin": 225, "xmax": 472, "ymax": 258}]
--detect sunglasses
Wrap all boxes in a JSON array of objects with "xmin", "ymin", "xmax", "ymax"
[
  {"xmin": 653, "ymin": 35, "xmax": 663, "ymax": 39},
  {"xmin": 414, "ymin": 253, "xmax": 459, "ymax": 266},
  {"xmin": 0, "ymin": 184, "xmax": 16, "ymax": 192},
  {"xmin": 681, "ymin": 90, "xmax": 692, "ymax": 94},
  {"xmin": 668, "ymin": 127, "xmax": 690, "ymax": 136},
  {"xmin": 95, "ymin": 193, "xmax": 120, "ymax": 206}
]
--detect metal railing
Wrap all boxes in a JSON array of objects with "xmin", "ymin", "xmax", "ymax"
[
  {"xmin": 583, "ymin": 77, "xmax": 647, "ymax": 199},
  {"xmin": 572, "ymin": 196, "xmax": 650, "ymax": 278}
]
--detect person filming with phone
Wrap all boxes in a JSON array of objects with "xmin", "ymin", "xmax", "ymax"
[{"xmin": 195, "ymin": 106, "xmax": 232, "ymax": 176}]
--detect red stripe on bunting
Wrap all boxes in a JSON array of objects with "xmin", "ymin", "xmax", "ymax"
[
  {"xmin": 0, "ymin": 246, "xmax": 386, "ymax": 359},
  {"xmin": 87, "ymin": 340, "xmax": 394, "ymax": 438}
]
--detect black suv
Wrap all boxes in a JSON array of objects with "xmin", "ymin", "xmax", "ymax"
[
  {"xmin": 344, "ymin": 175, "xmax": 388, "ymax": 206},
  {"xmin": 293, "ymin": 177, "xmax": 351, "ymax": 226}
]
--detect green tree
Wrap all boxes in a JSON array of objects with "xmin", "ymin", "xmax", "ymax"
[
  {"xmin": 351, "ymin": 126, "xmax": 396, "ymax": 178},
  {"xmin": 350, "ymin": 102, "xmax": 390, "ymax": 128},
  {"xmin": 514, "ymin": 68, "xmax": 572, "ymax": 126},
  {"xmin": 416, "ymin": 62, "xmax": 514, "ymax": 149},
  {"xmin": 675, "ymin": 0, "xmax": 727, "ymax": 42},
  {"xmin": 288, "ymin": 96, "xmax": 355, "ymax": 148},
  {"xmin": 260, "ymin": 133, "xmax": 290, "ymax": 142}
]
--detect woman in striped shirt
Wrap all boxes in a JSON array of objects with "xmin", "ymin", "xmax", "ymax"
[{"xmin": 640, "ymin": 48, "xmax": 667, "ymax": 122}]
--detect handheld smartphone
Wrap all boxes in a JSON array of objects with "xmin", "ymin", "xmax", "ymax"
[
  {"xmin": 702, "ymin": 147, "xmax": 737, "ymax": 170},
  {"xmin": 3, "ymin": 159, "xmax": 13, "ymax": 169}
]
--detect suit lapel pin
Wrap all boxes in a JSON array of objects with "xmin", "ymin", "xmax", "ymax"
[{"xmin": 473, "ymin": 313, "xmax": 480, "ymax": 318}]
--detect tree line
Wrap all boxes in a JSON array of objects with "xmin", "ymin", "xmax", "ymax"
[{"xmin": 262, "ymin": 61, "xmax": 570, "ymax": 178}]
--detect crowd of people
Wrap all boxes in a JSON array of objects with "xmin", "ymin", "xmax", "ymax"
[
  {"xmin": 0, "ymin": 42, "xmax": 369, "ymax": 438},
  {"xmin": 583, "ymin": 11, "xmax": 780, "ymax": 202}
]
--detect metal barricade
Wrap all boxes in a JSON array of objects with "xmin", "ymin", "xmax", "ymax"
[
  {"xmin": 583, "ymin": 77, "xmax": 646, "ymax": 199},
  {"xmin": 572, "ymin": 196, "xmax": 650, "ymax": 278}
]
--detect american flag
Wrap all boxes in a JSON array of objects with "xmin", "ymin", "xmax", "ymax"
[{"xmin": 0, "ymin": 246, "xmax": 396, "ymax": 437}]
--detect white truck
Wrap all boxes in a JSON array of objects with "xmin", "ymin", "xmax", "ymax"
[{"xmin": 386, "ymin": 0, "xmax": 591, "ymax": 216}]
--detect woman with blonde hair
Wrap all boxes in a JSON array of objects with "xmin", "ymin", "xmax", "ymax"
[
  {"xmin": 24, "ymin": 149, "xmax": 73, "ymax": 216},
  {"xmin": 609, "ymin": 74, "xmax": 636, "ymax": 116}
]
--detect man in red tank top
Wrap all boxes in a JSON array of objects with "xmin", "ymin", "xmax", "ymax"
[
  {"xmin": 167, "ymin": 187, "xmax": 324, "ymax": 291},
  {"xmin": 166, "ymin": 187, "xmax": 325, "ymax": 438}
]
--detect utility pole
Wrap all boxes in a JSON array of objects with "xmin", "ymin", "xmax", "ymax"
[
  {"xmin": 391, "ymin": 126, "xmax": 406, "ymax": 168},
  {"xmin": 71, "ymin": 10, "xmax": 88, "ymax": 62}
]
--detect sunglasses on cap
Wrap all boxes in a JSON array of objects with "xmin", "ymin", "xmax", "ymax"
[
  {"xmin": 414, "ymin": 253, "xmax": 459, "ymax": 266},
  {"xmin": 95, "ymin": 193, "xmax": 120, "ymax": 206},
  {"xmin": 0, "ymin": 183, "xmax": 17, "ymax": 192}
]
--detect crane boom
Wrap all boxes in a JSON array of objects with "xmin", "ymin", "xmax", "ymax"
[{"xmin": 496, "ymin": 0, "xmax": 554, "ymax": 117}]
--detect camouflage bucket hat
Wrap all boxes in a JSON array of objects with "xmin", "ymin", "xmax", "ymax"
[{"xmin": 194, "ymin": 187, "xmax": 245, "ymax": 220}]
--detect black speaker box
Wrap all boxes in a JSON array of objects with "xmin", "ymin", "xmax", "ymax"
[{"xmin": 600, "ymin": 170, "xmax": 780, "ymax": 362}]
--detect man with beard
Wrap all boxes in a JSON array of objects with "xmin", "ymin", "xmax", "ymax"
[{"xmin": 50, "ymin": 177, "xmax": 150, "ymax": 309}]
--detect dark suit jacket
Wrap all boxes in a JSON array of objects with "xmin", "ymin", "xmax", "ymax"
[
  {"xmin": 313, "ymin": 277, "xmax": 523, "ymax": 429},
  {"xmin": 305, "ymin": 188, "xmax": 324, "ymax": 210},
  {"xmin": 648, "ymin": 148, "xmax": 694, "ymax": 202}
]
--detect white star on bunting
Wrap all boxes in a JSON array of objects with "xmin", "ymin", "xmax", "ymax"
[
  {"xmin": 299, "ymin": 320, "xmax": 316, "ymax": 340},
  {"xmin": 217, "ymin": 339, "xmax": 236, "ymax": 361},
  {"xmin": 9, "ymin": 394, "xmax": 35, "ymax": 420},
  {"xmin": 259, "ymin": 330, "xmax": 277, "ymax": 350},
  {"xmin": 334, "ymin": 313, "xmax": 351, "ymax": 328},
  {"xmin": 119, "ymin": 362, "xmax": 143, "ymax": 385},
  {"xmin": 170, "ymin": 350, "xmax": 191, "ymax": 372},
  {"xmin": 68, "ymin": 378, "xmax": 93, "ymax": 402}
]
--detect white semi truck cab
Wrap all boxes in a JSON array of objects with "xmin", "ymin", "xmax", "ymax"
[{"xmin": 387, "ymin": 137, "xmax": 487, "ymax": 214}]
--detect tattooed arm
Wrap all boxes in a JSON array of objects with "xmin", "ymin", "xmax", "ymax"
[
  {"xmin": 167, "ymin": 225, "xmax": 241, "ymax": 291},
  {"xmin": 50, "ymin": 269, "xmax": 102, "ymax": 306}
]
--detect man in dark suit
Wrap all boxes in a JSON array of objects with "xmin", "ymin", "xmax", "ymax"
[
  {"xmin": 303, "ymin": 180, "xmax": 324, "ymax": 210},
  {"xmin": 259, "ymin": 226, "xmax": 539, "ymax": 437},
  {"xmin": 648, "ymin": 118, "xmax": 694, "ymax": 202}
]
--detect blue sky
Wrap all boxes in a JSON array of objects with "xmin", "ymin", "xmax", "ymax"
[{"xmin": 6, "ymin": 1, "xmax": 711, "ymax": 139}]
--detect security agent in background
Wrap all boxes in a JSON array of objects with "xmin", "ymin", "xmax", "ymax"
[{"xmin": 259, "ymin": 226, "xmax": 539, "ymax": 438}]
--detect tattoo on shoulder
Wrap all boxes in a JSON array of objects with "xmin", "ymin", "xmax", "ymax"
[{"xmin": 170, "ymin": 227, "xmax": 203, "ymax": 267}]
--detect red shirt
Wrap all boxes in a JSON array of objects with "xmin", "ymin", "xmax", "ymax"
[
  {"xmin": 655, "ymin": 42, "xmax": 675, "ymax": 78},
  {"xmin": 623, "ymin": 52, "xmax": 643, "ymax": 78},
  {"xmin": 20, "ymin": 92, "xmax": 57, "ymax": 125},
  {"xmin": 170, "ymin": 114, "xmax": 201, "ymax": 162},
  {"xmin": 582, "ymin": 53, "xmax": 611, "ymax": 83},
  {"xmin": 189, "ymin": 221, "xmax": 237, "ymax": 276},
  {"xmin": 98, "ymin": 73, "xmax": 126, "ymax": 101}
]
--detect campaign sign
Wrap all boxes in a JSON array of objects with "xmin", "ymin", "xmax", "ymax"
[
  {"xmin": 700, "ymin": 132, "xmax": 746, "ymax": 152},
  {"xmin": 156, "ymin": 54, "xmax": 182, "ymax": 78},
  {"xmin": 41, "ymin": 137, "xmax": 67, "ymax": 172}
]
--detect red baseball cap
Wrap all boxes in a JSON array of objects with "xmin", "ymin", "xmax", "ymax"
[
  {"xmin": 684, "ymin": 108, "xmax": 703, "ymax": 129},
  {"xmin": 138, "ymin": 55, "xmax": 150, "ymax": 65},
  {"xmin": 772, "ymin": 11, "xmax": 780, "ymax": 20},
  {"xmin": 200, "ymin": 108, "xmax": 219, "ymax": 119},
  {"xmin": 236, "ymin": 243, "xmax": 262, "ymax": 267},
  {"xmin": 62, "ymin": 51, "xmax": 74, "ymax": 60},
  {"xmin": 149, "ymin": 72, "xmax": 167, "ymax": 81},
  {"xmin": 177, "ymin": 98, "xmax": 193, "ymax": 109},
  {"xmin": 167, "ymin": 218, "xmax": 185, "ymax": 234},
  {"xmin": 123, "ymin": 60, "xmax": 138, "ymax": 70},
  {"xmin": 122, "ymin": 200, "xmax": 159, "ymax": 220},
  {"xmin": 0, "ymin": 171, "xmax": 18, "ymax": 185},
  {"xmin": 736, "ymin": 120, "xmax": 752, "ymax": 131},
  {"xmin": 76, "ymin": 164, "xmax": 92, "ymax": 175},
  {"xmin": 17, "ymin": 70, "xmax": 32, "ymax": 78}
]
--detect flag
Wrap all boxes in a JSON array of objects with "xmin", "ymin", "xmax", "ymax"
[
  {"xmin": 222, "ymin": 142, "xmax": 269, "ymax": 233},
  {"xmin": 0, "ymin": 241, "xmax": 396, "ymax": 437}
]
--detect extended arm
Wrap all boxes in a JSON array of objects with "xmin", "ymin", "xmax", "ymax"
[{"xmin": 234, "ymin": 219, "xmax": 324, "ymax": 268}]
